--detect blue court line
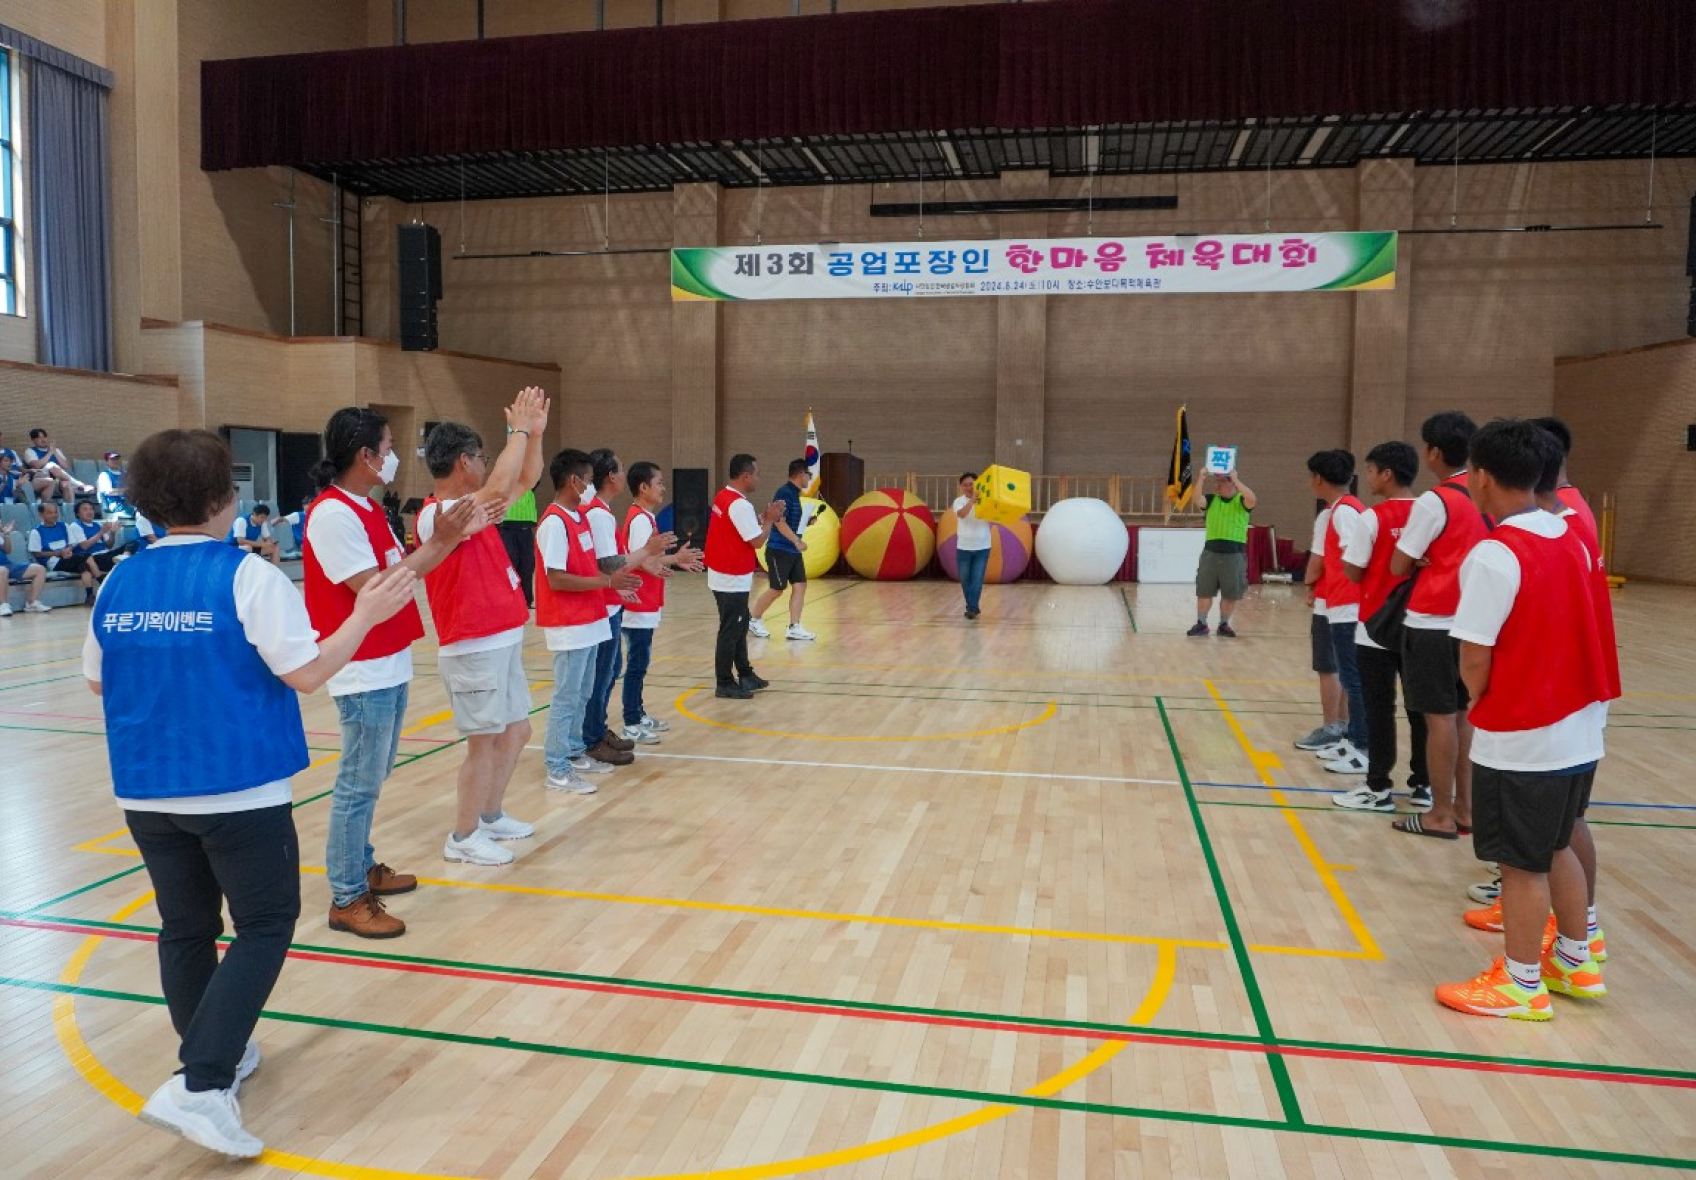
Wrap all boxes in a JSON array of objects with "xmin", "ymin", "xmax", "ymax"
[{"xmin": 1192, "ymin": 781, "xmax": 1696, "ymax": 813}]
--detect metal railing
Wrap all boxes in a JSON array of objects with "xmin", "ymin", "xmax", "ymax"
[{"xmin": 863, "ymin": 474, "xmax": 1202, "ymax": 519}]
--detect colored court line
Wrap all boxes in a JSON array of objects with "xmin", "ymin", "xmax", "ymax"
[
  {"xmin": 1201, "ymin": 796, "xmax": 1696, "ymax": 832},
  {"xmin": 1195, "ymin": 777, "xmax": 1696, "ymax": 814},
  {"xmin": 1156, "ymin": 695, "xmax": 1302, "ymax": 1126},
  {"xmin": 674, "ymin": 686, "xmax": 1058, "ymax": 743},
  {"xmin": 12, "ymin": 911, "xmax": 1696, "ymax": 1094},
  {"xmin": 1203, "ymin": 679, "xmax": 1382, "ymax": 962},
  {"xmin": 1119, "ymin": 585, "xmax": 1138, "ymax": 632}
]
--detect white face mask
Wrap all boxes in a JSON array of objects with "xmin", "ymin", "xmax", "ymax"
[{"xmin": 370, "ymin": 450, "xmax": 399, "ymax": 485}]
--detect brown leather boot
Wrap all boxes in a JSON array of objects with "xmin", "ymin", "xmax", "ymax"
[
  {"xmin": 328, "ymin": 892, "xmax": 406, "ymax": 939},
  {"xmin": 367, "ymin": 863, "xmax": 417, "ymax": 896},
  {"xmin": 587, "ymin": 739, "xmax": 634, "ymax": 766},
  {"xmin": 603, "ymin": 732, "xmax": 636, "ymax": 752}
]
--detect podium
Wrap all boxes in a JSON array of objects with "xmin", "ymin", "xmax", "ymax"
[{"xmin": 818, "ymin": 452, "xmax": 863, "ymax": 513}]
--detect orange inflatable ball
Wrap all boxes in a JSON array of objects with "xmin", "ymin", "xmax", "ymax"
[{"xmin": 840, "ymin": 489, "xmax": 937, "ymax": 580}]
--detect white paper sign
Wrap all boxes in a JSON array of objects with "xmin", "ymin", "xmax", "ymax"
[{"xmin": 1205, "ymin": 446, "xmax": 1237, "ymax": 476}]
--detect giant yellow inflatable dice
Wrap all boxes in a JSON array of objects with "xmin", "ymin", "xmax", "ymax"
[{"xmin": 973, "ymin": 464, "xmax": 1031, "ymax": 524}]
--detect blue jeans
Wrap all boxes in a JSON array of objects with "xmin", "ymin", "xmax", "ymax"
[
  {"xmin": 622, "ymin": 625, "xmax": 655, "ymax": 727},
  {"xmin": 546, "ymin": 645, "xmax": 598, "ymax": 777},
  {"xmin": 326, "ymin": 682, "xmax": 409, "ymax": 908},
  {"xmin": 582, "ymin": 609, "xmax": 623, "ymax": 748},
  {"xmin": 1330, "ymin": 621, "xmax": 1368, "ymax": 751},
  {"xmin": 957, "ymin": 547, "xmax": 989, "ymax": 612}
]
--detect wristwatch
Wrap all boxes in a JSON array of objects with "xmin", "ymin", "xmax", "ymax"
[{"xmin": 506, "ymin": 427, "xmax": 529, "ymax": 437}]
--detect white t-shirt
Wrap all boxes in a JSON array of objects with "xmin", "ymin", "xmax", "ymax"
[
  {"xmin": 305, "ymin": 491, "xmax": 414, "ymax": 697},
  {"xmin": 952, "ymin": 496, "xmax": 991, "ymax": 551},
  {"xmin": 585, "ymin": 487, "xmax": 624, "ymax": 619},
  {"xmin": 136, "ymin": 511, "xmax": 168, "ymax": 541},
  {"xmin": 83, "ymin": 535, "xmax": 317, "ymax": 813},
  {"xmin": 28, "ymin": 524, "xmax": 71, "ymax": 568},
  {"xmin": 706, "ymin": 489, "xmax": 763, "ymax": 593},
  {"xmin": 70, "ymin": 520, "xmax": 111, "ymax": 550},
  {"xmin": 97, "ymin": 470, "xmax": 123, "ymax": 497},
  {"xmin": 1342, "ymin": 509, "xmax": 1382, "ymax": 650},
  {"xmin": 1450, "ymin": 511, "xmax": 1607, "ymax": 772},
  {"xmin": 1324, "ymin": 500, "xmax": 1363, "ymax": 625},
  {"xmin": 1308, "ymin": 507, "xmax": 1332, "ymax": 619},
  {"xmin": 1396, "ymin": 472, "xmax": 1466, "ymax": 631},
  {"xmin": 536, "ymin": 509, "xmax": 613, "ymax": 652},
  {"xmin": 417, "ymin": 498, "xmax": 526, "ymax": 657},
  {"xmin": 622, "ymin": 510, "xmax": 661, "ymax": 630}
]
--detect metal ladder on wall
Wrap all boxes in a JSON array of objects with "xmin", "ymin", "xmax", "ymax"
[{"xmin": 336, "ymin": 184, "xmax": 363, "ymax": 337}]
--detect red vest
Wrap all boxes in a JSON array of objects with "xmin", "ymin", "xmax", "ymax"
[
  {"xmin": 1359, "ymin": 498, "xmax": 1416, "ymax": 621},
  {"xmin": 705, "ymin": 486, "xmax": 757, "ymax": 576},
  {"xmin": 1558, "ymin": 505, "xmax": 1621, "ymax": 701},
  {"xmin": 621, "ymin": 504, "xmax": 665, "ymax": 613},
  {"xmin": 584, "ymin": 495, "xmax": 627, "ymax": 609},
  {"xmin": 1320, "ymin": 495, "xmax": 1365, "ymax": 609},
  {"xmin": 534, "ymin": 504, "xmax": 606, "ymax": 629},
  {"xmin": 420, "ymin": 496, "xmax": 530, "ymax": 646},
  {"xmin": 1406, "ymin": 473, "xmax": 1489, "ymax": 617},
  {"xmin": 1468, "ymin": 522, "xmax": 1612, "ymax": 734},
  {"xmin": 1556, "ymin": 484, "xmax": 1599, "ymax": 544},
  {"xmin": 302, "ymin": 485, "xmax": 424, "ymax": 661}
]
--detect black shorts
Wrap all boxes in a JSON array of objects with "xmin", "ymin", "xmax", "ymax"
[
  {"xmin": 766, "ymin": 549, "xmax": 806, "ymax": 591},
  {"xmin": 1310, "ymin": 614, "xmax": 1336, "ymax": 674},
  {"xmin": 1401, "ymin": 627, "xmax": 1470, "ymax": 715},
  {"xmin": 58, "ymin": 552, "xmax": 116, "ymax": 576},
  {"xmin": 1471, "ymin": 763, "xmax": 1594, "ymax": 873}
]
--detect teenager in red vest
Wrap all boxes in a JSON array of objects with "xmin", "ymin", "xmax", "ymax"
[
  {"xmin": 303, "ymin": 407, "xmax": 481, "ymax": 939},
  {"xmin": 1306, "ymin": 449, "xmax": 1369, "ymax": 775},
  {"xmin": 1391, "ymin": 411, "xmax": 1489, "ymax": 838},
  {"xmin": 1332, "ymin": 440, "xmax": 1430, "ymax": 813},
  {"xmin": 620, "ymin": 462, "xmax": 703, "ymax": 742},
  {"xmin": 1436, "ymin": 420, "xmax": 1613, "ymax": 1020},
  {"xmin": 418, "ymin": 388, "xmax": 549, "ymax": 867},
  {"xmin": 704, "ymin": 453, "xmax": 785, "ymax": 699}
]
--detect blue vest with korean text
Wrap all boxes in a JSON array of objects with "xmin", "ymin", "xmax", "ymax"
[
  {"xmin": 34, "ymin": 521, "xmax": 70, "ymax": 552},
  {"xmin": 93, "ymin": 542, "xmax": 308, "ymax": 800}
]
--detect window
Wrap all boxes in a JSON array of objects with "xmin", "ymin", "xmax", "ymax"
[{"xmin": 0, "ymin": 47, "xmax": 17, "ymax": 316}]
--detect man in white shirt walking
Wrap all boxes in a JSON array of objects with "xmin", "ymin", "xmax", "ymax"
[{"xmin": 704, "ymin": 454, "xmax": 784, "ymax": 699}]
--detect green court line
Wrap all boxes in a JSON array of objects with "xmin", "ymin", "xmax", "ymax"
[
  {"xmin": 19, "ymin": 864, "xmax": 149, "ymax": 915},
  {"xmin": 0, "ymin": 673, "xmax": 82, "ymax": 693},
  {"xmin": 1156, "ymin": 695, "xmax": 1303, "ymax": 1127},
  {"xmin": 8, "ymin": 974, "xmax": 1693, "ymax": 1173},
  {"xmin": 1199, "ymin": 797, "xmax": 1696, "ymax": 832},
  {"xmin": 1119, "ymin": 585, "xmax": 1138, "ymax": 632}
]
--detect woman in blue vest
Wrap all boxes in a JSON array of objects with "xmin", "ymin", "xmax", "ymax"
[{"xmin": 84, "ymin": 429, "xmax": 418, "ymax": 1158}]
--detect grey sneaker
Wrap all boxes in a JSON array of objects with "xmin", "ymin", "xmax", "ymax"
[
  {"xmin": 1294, "ymin": 723, "xmax": 1343, "ymax": 750},
  {"xmin": 545, "ymin": 771, "xmax": 598, "ymax": 795},
  {"xmin": 621, "ymin": 724, "xmax": 661, "ymax": 745},
  {"xmin": 571, "ymin": 754, "xmax": 616, "ymax": 775}
]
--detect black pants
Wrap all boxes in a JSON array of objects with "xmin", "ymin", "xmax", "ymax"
[
  {"xmin": 1358, "ymin": 644, "xmax": 1430, "ymax": 793},
  {"xmin": 497, "ymin": 521, "xmax": 537, "ymax": 607},
  {"xmin": 126, "ymin": 804, "xmax": 300, "ymax": 1092},
  {"xmin": 713, "ymin": 589, "xmax": 754, "ymax": 687}
]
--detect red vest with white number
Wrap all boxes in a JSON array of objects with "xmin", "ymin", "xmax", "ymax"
[
  {"xmin": 534, "ymin": 504, "xmax": 606, "ymax": 629},
  {"xmin": 1558, "ymin": 505, "xmax": 1621, "ymax": 701},
  {"xmin": 1406, "ymin": 473, "xmax": 1489, "ymax": 617},
  {"xmin": 1468, "ymin": 523, "xmax": 1612, "ymax": 734},
  {"xmin": 704, "ymin": 486, "xmax": 757, "ymax": 576},
  {"xmin": 1320, "ymin": 495, "xmax": 1365, "ymax": 609},
  {"xmin": 1359, "ymin": 498, "xmax": 1416, "ymax": 621},
  {"xmin": 621, "ymin": 504, "xmax": 665, "ymax": 613},
  {"xmin": 584, "ymin": 494, "xmax": 627, "ymax": 609},
  {"xmin": 420, "ymin": 496, "xmax": 529, "ymax": 646},
  {"xmin": 302, "ymin": 485, "xmax": 423, "ymax": 661}
]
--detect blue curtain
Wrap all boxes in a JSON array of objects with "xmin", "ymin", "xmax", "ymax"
[{"xmin": 29, "ymin": 58, "xmax": 112, "ymax": 371}]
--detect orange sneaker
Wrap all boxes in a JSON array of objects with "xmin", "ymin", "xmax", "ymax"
[
  {"xmin": 1463, "ymin": 900, "xmax": 1505, "ymax": 933},
  {"xmin": 1436, "ymin": 958, "xmax": 1552, "ymax": 1021},
  {"xmin": 1542, "ymin": 915, "xmax": 1609, "ymax": 964},
  {"xmin": 1541, "ymin": 947, "xmax": 1607, "ymax": 999}
]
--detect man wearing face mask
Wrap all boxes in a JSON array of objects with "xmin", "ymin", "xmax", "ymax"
[{"xmin": 302, "ymin": 407, "xmax": 483, "ymax": 939}]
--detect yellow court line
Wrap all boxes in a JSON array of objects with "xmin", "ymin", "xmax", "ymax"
[
  {"xmin": 674, "ymin": 687, "xmax": 1058, "ymax": 743},
  {"xmin": 1203, "ymin": 680, "xmax": 1383, "ymax": 962}
]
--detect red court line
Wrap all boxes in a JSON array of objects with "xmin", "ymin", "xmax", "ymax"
[{"xmin": 7, "ymin": 915, "xmax": 1689, "ymax": 1094}]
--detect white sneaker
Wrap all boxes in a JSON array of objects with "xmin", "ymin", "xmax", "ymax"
[
  {"xmin": 479, "ymin": 812, "xmax": 536, "ymax": 840},
  {"xmin": 1330, "ymin": 786, "xmax": 1394, "ymax": 811},
  {"xmin": 231, "ymin": 1039, "xmax": 260, "ymax": 1096},
  {"xmin": 23, "ymin": 600, "xmax": 51, "ymax": 613},
  {"xmin": 621, "ymin": 724, "xmax": 661, "ymax": 745},
  {"xmin": 639, "ymin": 714, "xmax": 670, "ymax": 732},
  {"xmin": 138, "ymin": 1075, "xmax": 263, "ymax": 1159},
  {"xmin": 443, "ymin": 830, "xmax": 513, "ymax": 866},
  {"xmin": 1312, "ymin": 740, "xmax": 1351, "ymax": 760},
  {"xmin": 0, "ymin": 603, "xmax": 11, "ymax": 617},
  {"xmin": 785, "ymin": 623, "xmax": 816, "ymax": 642},
  {"xmin": 748, "ymin": 618, "xmax": 770, "ymax": 638},
  {"xmin": 1322, "ymin": 744, "xmax": 1369, "ymax": 775},
  {"xmin": 545, "ymin": 771, "xmax": 598, "ymax": 795},
  {"xmin": 571, "ymin": 754, "xmax": 615, "ymax": 775}
]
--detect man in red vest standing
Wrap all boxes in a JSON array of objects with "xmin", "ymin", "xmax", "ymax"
[
  {"xmin": 704, "ymin": 453, "xmax": 785, "ymax": 699},
  {"xmin": 418, "ymin": 388, "xmax": 550, "ymax": 866}
]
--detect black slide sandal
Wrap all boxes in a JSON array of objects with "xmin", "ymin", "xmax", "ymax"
[{"xmin": 1392, "ymin": 814, "xmax": 1460, "ymax": 840}]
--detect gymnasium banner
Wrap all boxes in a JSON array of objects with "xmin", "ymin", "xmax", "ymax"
[{"xmin": 671, "ymin": 232, "xmax": 1396, "ymax": 302}]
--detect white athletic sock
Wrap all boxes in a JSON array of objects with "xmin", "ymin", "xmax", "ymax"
[
  {"xmin": 1554, "ymin": 934, "xmax": 1589, "ymax": 969},
  {"xmin": 1505, "ymin": 956, "xmax": 1541, "ymax": 991},
  {"xmin": 1586, "ymin": 905, "xmax": 1599, "ymax": 937}
]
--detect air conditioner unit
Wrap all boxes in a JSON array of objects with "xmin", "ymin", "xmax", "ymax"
[{"xmin": 232, "ymin": 463, "xmax": 256, "ymax": 504}]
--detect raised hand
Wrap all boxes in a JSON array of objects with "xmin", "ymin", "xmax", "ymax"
[
  {"xmin": 762, "ymin": 501, "xmax": 786, "ymax": 523},
  {"xmin": 434, "ymin": 496, "xmax": 486, "ymax": 545},
  {"xmin": 505, "ymin": 386, "xmax": 551, "ymax": 436},
  {"xmin": 640, "ymin": 529, "xmax": 677, "ymax": 557}
]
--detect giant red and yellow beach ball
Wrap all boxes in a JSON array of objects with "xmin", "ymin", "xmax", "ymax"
[
  {"xmin": 936, "ymin": 510, "xmax": 1034, "ymax": 584},
  {"xmin": 840, "ymin": 489, "xmax": 937, "ymax": 580}
]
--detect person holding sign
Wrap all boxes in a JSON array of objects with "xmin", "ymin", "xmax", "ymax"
[{"xmin": 1188, "ymin": 455, "xmax": 1256, "ymax": 638}]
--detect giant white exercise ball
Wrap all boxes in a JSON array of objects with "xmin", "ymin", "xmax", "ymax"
[{"xmin": 1034, "ymin": 498, "xmax": 1129, "ymax": 585}]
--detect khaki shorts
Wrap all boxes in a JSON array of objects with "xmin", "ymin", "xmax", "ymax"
[
  {"xmin": 438, "ymin": 641, "xmax": 531, "ymax": 736},
  {"xmin": 1195, "ymin": 548, "xmax": 1248, "ymax": 600}
]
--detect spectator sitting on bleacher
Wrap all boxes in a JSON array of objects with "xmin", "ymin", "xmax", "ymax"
[
  {"xmin": 97, "ymin": 452, "xmax": 131, "ymax": 517},
  {"xmin": 67, "ymin": 498, "xmax": 121, "ymax": 602},
  {"xmin": 0, "ymin": 429, "xmax": 19, "ymax": 471},
  {"xmin": 1, "ymin": 520, "xmax": 51, "ymax": 615},
  {"xmin": 0, "ymin": 449, "xmax": 22, "ymax": 504},
  {"xmin": 135, "ymin": 509, "xmax": 169, "ymax": 548},
  {"xmin": 24, "ymin": 429, "xmax": 92, "ymax": 503},
  {"xmin": 231, "ymin": 502, "xmax": 281, "ymax": 565}
]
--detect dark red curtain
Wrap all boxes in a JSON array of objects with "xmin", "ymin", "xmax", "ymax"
[{"xmin": 203, "ymin": 0, "xmax": 1694, "ymax": 171}]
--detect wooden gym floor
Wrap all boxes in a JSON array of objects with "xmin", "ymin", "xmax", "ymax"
[{"xmin": 2, "ymin": 576, "xmax": 1694, "ymax": 1178}]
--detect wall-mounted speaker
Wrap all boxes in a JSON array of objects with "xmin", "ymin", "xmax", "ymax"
[
  {"xmin": 398, "ymin": 224, "xmax": 442, "ymax": 351},
  {"xmin": 670, "ymin": 468, "xmax": 710, "ymax": 549}
]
